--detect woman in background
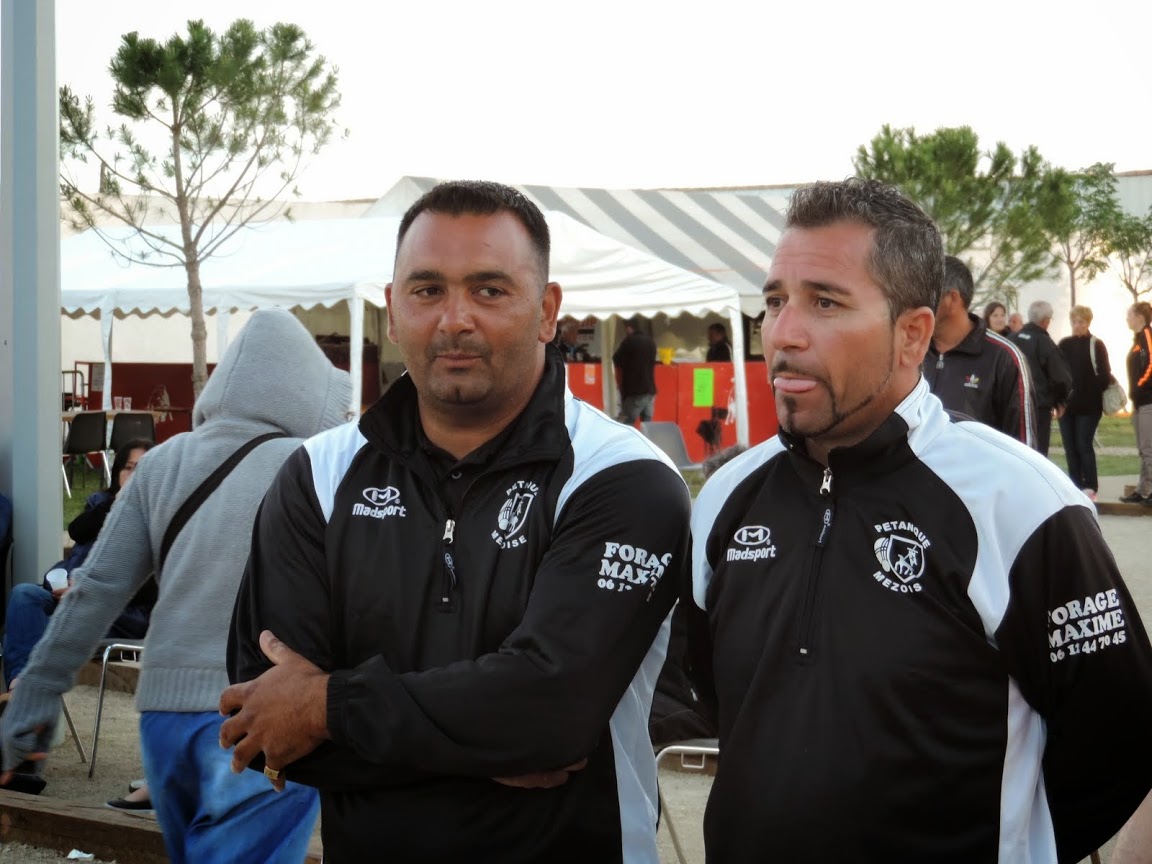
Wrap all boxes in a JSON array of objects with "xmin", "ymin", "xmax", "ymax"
[
  {"xmin": 1122, "ymin": 301, "xmax": 1152, "ymax": 504},
  {"xmin": 1057, "ymin": 306, "xmax": 1110, "ymax": 501},
  {"xmin": 982, "ymin": 301, "xmax": 1010, "ymax": 337}
]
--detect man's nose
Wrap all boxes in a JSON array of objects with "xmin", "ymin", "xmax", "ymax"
[
  {"xmin": 438, "ymin": 292, "xmax": 475, "ymax": 333},
  {"xmin": 766, "ymin": 303, "xmax": 808, "ymax": 352}
]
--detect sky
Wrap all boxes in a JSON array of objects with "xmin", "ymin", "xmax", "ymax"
[{"xmin": 54, "ymin": 0, "xmax": 1152, "ymax": 202}]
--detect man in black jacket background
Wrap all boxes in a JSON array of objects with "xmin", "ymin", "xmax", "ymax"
[{"xmin": 1011, "ymin": 299, "xmax": 1073, "ymax": 456}]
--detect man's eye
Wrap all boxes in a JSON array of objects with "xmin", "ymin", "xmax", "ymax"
[
  {"xmin": 816, "ymin": 297, "xmax": 838, "ymax": 310},
  {"xmin": 764, "ymin": 296, "xmax": 784, "ymax": 311},
  {"xmin": 477, "ymin": 286, "xmax": 505, "ymax": 298}
]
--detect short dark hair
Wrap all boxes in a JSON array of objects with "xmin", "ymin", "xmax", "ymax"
[
  {"xmin": 708, "ymin": 322, "xmax": 727, "ymax": 338},
  {"xmin": 785, "ymin": 178, "xmax": 943, "ymax": 321},
  {"xmin": 1134, "ymin": 302, "xmax": 1152, "ymax": 327},
  {"xmin": 942, "ymin": 256, "xmax": 975, "ymax": 310},
  {"xmin": 396, "ymin": 180, "xmax": 550, "ymax": 282}
]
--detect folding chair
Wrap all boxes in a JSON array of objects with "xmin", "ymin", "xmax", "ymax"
[
  {"xmin": 655, "ymin": 737, "xmax": 718, "ymax": 864},
  {"xmin": 88, "ymin": 638, "xmax": 144, "ymax": 778},
  {"xmin": 640, "ymin": 421, "xmax": 703, "ymax": 473},
  {"xmin": 108, "ymin": 411, "xmax": 156, "ymax": 454},
  {"xmin": 62, "ymin": 411, "xmax": 109, "ymax": 497}
]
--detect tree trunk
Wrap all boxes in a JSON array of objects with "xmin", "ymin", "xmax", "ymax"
[
  {"xmin": 185, "ymin": 256, "xmax": 208, "ymax": 399},
  {"xmin": 1069, "ymin": 268, "xmax": 1077, "ymax": 309}
]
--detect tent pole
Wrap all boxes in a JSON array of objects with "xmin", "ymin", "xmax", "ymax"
[
  {"xmin": 349, "ymin": 297, "xmax": 364, "ymax": 416},
  {"xmin": 216, "ymin": 308, "xmax": 231, "ymax": 357},
  {"xmin": 100, "ymin": 307, "xmax": 113, "ymax": 411},
  {"xmin": 601, "ymin": 317, "xmax": 616, "ymax": 418},
  {"xmin": 728, "ymin": 306, "xmax": 749, "ymax": 447}
]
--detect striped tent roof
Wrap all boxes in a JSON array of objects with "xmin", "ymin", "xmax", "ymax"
[{"xmin": 367, "ymin": 177, "xmax": 792, "ymax": 317}]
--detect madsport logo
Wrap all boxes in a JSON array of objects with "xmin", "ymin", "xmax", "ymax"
[{"xmin": 352, "ymin": 486, "xmax": 407, "ymax": 519}]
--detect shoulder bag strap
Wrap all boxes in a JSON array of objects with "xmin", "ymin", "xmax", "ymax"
[
  {"xmin": 158, "ymin": 431, "xmax": 286, "ymax": 573},
  {"xmin": 1089, "ymin": 337, "xmax": 1099, "ymax": 374}
]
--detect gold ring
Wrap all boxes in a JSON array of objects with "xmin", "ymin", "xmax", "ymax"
[{"xmin": 263, "ymin": 766, "xmax": 281, "ymax": 781}]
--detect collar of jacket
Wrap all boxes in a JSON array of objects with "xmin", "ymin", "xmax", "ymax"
[
  {"xmin": 357, "ymin": 343, "xmax": 572, "ymax": 469},
  {"xmin": 776, "ymin": 380, "xmax": 929, "ymax": 488},
  {"xmin": 929, "ymin": 312, "xmax": 990, "ymax": 358}
]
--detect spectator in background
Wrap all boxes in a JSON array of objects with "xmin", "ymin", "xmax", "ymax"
[
  {"xmin": 0, "ymin": 308, "xmax": 351, "ymax": 863},
  {"xmin": 613, "ymin": 315, "xmax": 658, "ymax": 423},
  {"xmin": 1057, "ymin": 305, "xmax": 1110, "ymax": 501},
  {"xmin": 557, "ymin": 319, "xmax": 590, "ymax": 363},
  {"xmin": 924, "ymin": 256, "xmax": 1036, "ymax": 446},
  {"xmin": 2, "ymin": 438, "xmax": 157, "ymax": 693},
  {"xmin": 706, "ymin": 322, "xmax": 733, "ymax": 362},
  {"xmin": 1011, "ymin": 300, "xmax": 1073, "ymax": 457},
  {"xmin": 1122, "ymin": 301, "xmax": 1152, "ymax": 505},
  {"xmin": 982, "ymin": 300, "xmax": 1010, "ymax": 336}
]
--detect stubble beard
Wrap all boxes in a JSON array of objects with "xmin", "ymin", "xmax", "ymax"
[{"xmin": 776, "ymin": 342, "xmax": 896, "ymax": 446}]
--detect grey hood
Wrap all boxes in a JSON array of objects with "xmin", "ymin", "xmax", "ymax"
[{"xmin": 193, "ymin": 307, "xmax": 351, "ymax": 437}]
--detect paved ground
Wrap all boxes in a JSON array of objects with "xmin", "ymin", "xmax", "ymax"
[{"xmin": 3, "ymin": 480, "xmax": 1149, "ymax": 863}]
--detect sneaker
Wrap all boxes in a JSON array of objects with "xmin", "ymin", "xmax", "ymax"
[
  {"xmin": 1119, "ymin": 492, "xmax": 1148, "ymax": 504},
  {"xmin": 106, "ymin": 795, "xmax": 153, "ymax": 812},
  {"xmin": 128, "ymin": 778, "xmax": 146, "ymax": 793}
]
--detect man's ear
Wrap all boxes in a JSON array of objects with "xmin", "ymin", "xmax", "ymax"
[
  {"xmin": 539, "ymin": 282, "xmax": 562, "ymax": 343},
  {"xmin": 385, "ymin": 284, "xmax": 397, "ymax": 344},
  {"xmin": 897, "ymin": 306, "xmax": 935, "ymax": 369}
]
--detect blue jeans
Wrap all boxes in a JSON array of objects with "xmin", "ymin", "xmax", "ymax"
[
  {"xmin": 2, "ymin": 584, "xmax": 56, "ymax": 690},
  {"xmin": 140, "ymin": 711, "xmax": 319, "ymax": 864},
  {"xmin": 1058, "ymin": 411, "xmax": 1102, "ymax": 492}
]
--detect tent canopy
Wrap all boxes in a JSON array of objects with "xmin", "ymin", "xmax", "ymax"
[
  {"xmin": 61, "ymin": 212, "xmax": 740, "ymax": 321},
  {"xmin": 61, "ymin": 212, "xmax": 749, "ymax": 444},
  {"xmin": 369, "ymin": 176, "xmax": 789, "ymax": 317}
]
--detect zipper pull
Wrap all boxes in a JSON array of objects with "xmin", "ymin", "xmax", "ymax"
[
  {"xmin": 441, "ymin": 519, "xmax": 457, "ymax": 605},
  {"xmin": 936, "ymin": 354, "xmax": 944, "ymax": 370},
  {"xmin": 816, "ymin": 506, "xmax": 833, "ymax": 547},
  {"xmin": 819, "ymin": 468, "xmax": 832, "ymax": 496}
]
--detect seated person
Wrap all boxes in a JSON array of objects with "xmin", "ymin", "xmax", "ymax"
[
  {"xmin": 2, "ymin": 439, "xmax": 157, "ymax": 692},
  {"xmin": 558, "ymin": 319, "xmax": 592, "ymax": 362}
]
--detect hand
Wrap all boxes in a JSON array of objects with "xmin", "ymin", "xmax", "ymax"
[
  {"xmin": 0, "ymin": 706, "xmax": 51, "ymax": 784},
  {"xmin": 1054, "ymin": 404, "xmax": 1066, "ymax": 419},
  {"xmin": 218, "ymin": 630, "xmax": 330, "ymax": 790},
  {"xmin": 493, "ymin": 758, "xmax": 588, "ymax": 789},
  {"xmin": 50, "ymin": 587, "xmax": 69, "ymax": 600}
]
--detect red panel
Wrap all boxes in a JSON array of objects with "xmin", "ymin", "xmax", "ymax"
[
  {"xmin": 565, "ymin": 360, "xmax": 777, "ymax": 459},
  {"xmin": 652, "ymin": 366, "xmax": 678, "ymax": 422},
  {"xmin": 672, "ymin": 362, "xmax": 778, "ymax": 463},
  {"xmin": 564, "ymin": 363, "xmax": 603, "ymax": 409},
  {"xmin": 84, "ymin": 362, "xmax": 215, "ymax": 443}
]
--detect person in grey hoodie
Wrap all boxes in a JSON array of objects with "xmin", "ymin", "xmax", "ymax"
[{"xmin": 0, "ymin": 308, "xmax": 351, "ymax": 864}]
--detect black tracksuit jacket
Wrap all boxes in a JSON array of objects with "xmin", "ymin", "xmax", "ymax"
[
  {"xmin": 687, "ymin": 379, "xmax": 1152, "ymax": 863},
  {"xmin": 229, "ymin": 350, "xmax": 690, "ymax": 863},
  {"xmin": 925, "ymin": 312, "xmax": 1036, "ymax": 446}
]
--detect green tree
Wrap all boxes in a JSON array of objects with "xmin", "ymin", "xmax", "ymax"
[
  {"xmin": 60, "ymin": 19, "xmax": 342, "ymax": 396},
  {"xmin": 1043, "ymin": 163, "xmax": 1121, "ymax": 307},
  {"xmin": 1105, "ymin": 209, "xmax": 1152, "ymax": 302},
  {"xmin": 854, "ymin": 125, "xmax": 1067, "ymax": 306}
]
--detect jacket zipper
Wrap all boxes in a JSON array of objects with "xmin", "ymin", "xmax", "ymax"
[
  {"xmin": 438, "ymin": 518, "xmax": 458, "ymax": 611},
  {"xmin": 798, "ymin": 467, "xmax": 834, "ymax": 658}
]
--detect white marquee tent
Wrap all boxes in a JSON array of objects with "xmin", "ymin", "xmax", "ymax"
[{"xmin": 61, "ymin": 212, "xmax": 750, "ymax": 444}]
